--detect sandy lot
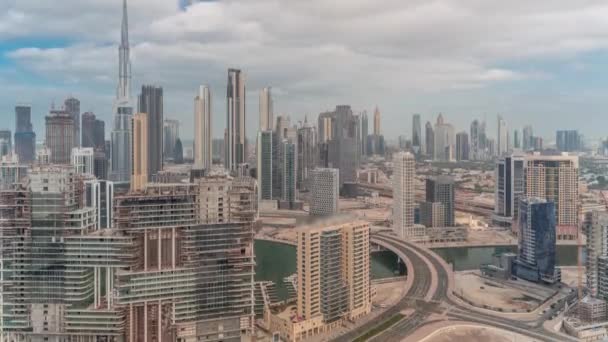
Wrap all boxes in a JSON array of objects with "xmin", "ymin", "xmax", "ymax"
[
  {"xmin": 424, "ymin": 325, "xmax": 534, "ymax": 342},
  {"xmin": 373, "ymin": 280, "xmax": 407, "ymax": 307},
  {"xmin": 454, "ymin": 272, "xmax": 540, "ymax": 311}
]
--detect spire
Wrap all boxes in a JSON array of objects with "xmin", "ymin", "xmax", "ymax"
[{"xmin": 117, "ymin": 0, "xmax": 131, "ymax": 100}]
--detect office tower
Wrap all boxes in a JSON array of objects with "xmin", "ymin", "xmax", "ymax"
[
  {"xmin": 433, "ymin": 114, "xmax": 455, "ymax": 161},
  {"xmin": 194, "ymin": 85, "xmax": 212, "ymax": 170},
  {"xmin": 83, "ymin": 178, "xmax": 115, "ymax": 229},
  {"xmin": 470, "ymin": 119, "xmax": 481, "ymax": 160},
  {"xmin": 281, "ymin": 140, "xmax": 297, "ymax": 207},
  {"xmin": 297, "ymin": 118, "xmax": 317, "ymax": 191},
  {"xmin": 455, "ymin": 131, "xmax": 469, "ymax": 161},
  {"xmin": 259, "ymin": 86, "xmax": 273, "ymax": 131},
  {"xmin": 82, "ymin": 112, "xmax": 106, "ymax": 150},
  {"xmin": 14, "ymin": 105, "xmax": 36, "ymax": 163},
  {"xmin": 361, "ymin": 111, "xmax": 368, "ymax": 156},
  {"xmin": 0, "ymin": 130, "xmax": 11, "ymax": 157},
  {"xmin": 524, "ymin": 154, "xmax": 578, "ymax": 240},
  {"xmin": 138, "ymin": 85, "xmax": 163, "ymax": 179},
  {"xmin": 71, "ymin": 147, "xmax": 95, "ymax": 175},
  {"xmin": 195, "ymin": 174, "xmax": 258, "ymax": 224},
  {"xmin": 226, "ymin": 68, "xmax": 246, "ymax": 172},
  {"xmin": 295, "ymin": 220, "xmax": 371, "ymax": 332},
  {"xmin": 412, "ymin": 114, "xmax": 421, "ymax": 156},
  {"xmin": 131, "ymin": 113, "xmax": 148, "ymax": 192},
  {"xmin": 393, "ymin": 152, "xmax": 416, "ymax": 238},
  {"xmin": 173, "ymin": 138, "xmax": 184, "ymax": 163},
  {"xmin": 64, "ymin": 96, "xmax": 80, "ymax": 147},
  {"xmin": 310, "ymin": 168, "xmax": 339, "ymax": 216},
  {"xmin": 94, "ymin": 149, "xmax": 108, "ymax": 180},
  {"xmin": 585, "ymin": 211, "xmax": 608, "ymax": 298},
  {"xmin": 522, "ymin": 125, "xmax": 533, "ymax": 151},
  {"xmin": 493, "ymin": 154, "xmax": 525, "ymax": 227},
  {"xmin": 163, "ymin": 119, "xmax": 179, "ymax": 161},
  {"xmin": 257, "ymin": 130, "xmax": 274, "ymax": 200},
  {"xmin": 420, "ymin": 202, "xmax": 445, "ymax": 228},
  {"xmin": 497, "ymin": 115, "xmax": 508, "ymax": 156},
  {"xmin": 556, "ymin": 130, "xmax": 580, "ymax": 152},
  {"xmin": 111, "ymin": 0, "xmax": 133, "ymax": 183},
  {"xmin": 426, "ymin": 176, "xmax": 455, "ymax": 226},
  {"xmin": 45, "ymin": 109, "xmax": 75, "ymax": 164},
  {"xmin": 515, "ymin": 197, "xmax": 559, "ymax": 283},
  {"xmin": 317, "ymin": 106, "xmax": 359, "ymax": 187},
  {"xmin": 373, "ymin": 106, "xmax": 381, "ymax": 135},
  {"xmin": 425, "ymin": 121, "xmax": 434, "ymax": 159},
  {"xmin": 513, "ymin": 129, "xmax": 520, "ymax": 149}
]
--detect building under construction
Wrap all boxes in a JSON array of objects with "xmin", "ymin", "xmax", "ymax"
[{"xmin": 0, "ymin": 166, "xmax": 257, "ymax": 342}]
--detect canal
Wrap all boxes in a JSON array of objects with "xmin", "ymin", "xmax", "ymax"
[{"xmin": 254, "ymin": 240, "xmax": 580, "ymax": 299}]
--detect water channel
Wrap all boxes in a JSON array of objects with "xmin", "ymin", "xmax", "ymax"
[{"xmin": 254, "ymin": 240, "xmax": 580, "ymax": 300}]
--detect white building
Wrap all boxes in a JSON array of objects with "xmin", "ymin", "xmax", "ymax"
[
  {"xmin": 393, "ymin": 151, "xmax": 417, "ymax": 238},
  {"xmin": 71, "ymin": 147, "xmax": 95, "ymax": 175},
  {"xmin": 194, "ymin": 85, "xmax": 212, "ymax": 170},
  {"xmin": 259, "ymin": 86, "xmax": 273, "ymax": 131},
  {"xmin": 497, "ymin": 115, "xmax": 509, "ymax": 156},
  {"xmin": 310, "ymin": 168, "xmax": 339, "ymax": 217}
]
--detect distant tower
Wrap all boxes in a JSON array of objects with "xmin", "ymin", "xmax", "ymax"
[
  {"xmin": 310, "ymin": 168, "xmax": 339, "ymax": 217},
  {"xmin": 111, "ymin": 0, "xmax": 133, "ymax": 183},
  {"xmin": 361, "ymin": 111, "xmax": 368, "ymax": 156},
  {"xmin": 45, "ymin": 109, "xmax": 75, "ymax": 164},
  {"xmin": 412, "ymin": 114, "xmax": 421, "ymax": 155},
  {"xmin": 455, "ymin": 131, "xmax": 469, "ymax": 161},
  {"xmin": 225, "ymin": 68, "xmax": 246, "ymax": 171},
  {"xmin": 64, "ymin": 97, "xmax": 80, "ymax": 147},
  {"xmin": 14, "ymin": 105, "xmax": 36, "ymax": 163},
  {"xmin": 425, "ymin": 121, "xmax": 434, "ymax": 159},
  {"xmin": 585, "ymin": 211, "xmax": 608, "ymax": 297},
  {"xmin": 297, "ymin": 120, "xmax": 317, "ymax": 191},
  {"xmin": 194, "ymin": 85, "xmax": 212, "ymax": 170},
  {"xmin": 163, "ymin": 119, "xmax": 180, "ymax": 162},
  {"xmin": 393, "ymin": 152, "xmax": 416, "ymax": 238},
  {"xmin": 138, "ymin": 85, "xmax": 163, "ymax": 180},
  {"xmin": 257, "ymin": 130, "xmax": 274, "ymax": 201},
  {"xmin": 71, "ymin": 147, "xmax": 95, "ymax": 175},
  {"xmin": 373, "ymin": 106, "xmax": 381, "ymax": 135},
  {"xmin": 497, "ymin": 115, "xmax": 508, "ymax": 156},
  {"xmin": 259, "ymin": 87, "xmax": 273, "ymax": 131},
  {"xmin": 493, "ymin": 154, "xmax": 525, "ymax": 228},
  {"xmin": 426, "ymin": 176, "xmax": 455, "ymax": 227},
  {"xmin": 131, "ymin": 113, "xmax": 148, "ymax": 192}
]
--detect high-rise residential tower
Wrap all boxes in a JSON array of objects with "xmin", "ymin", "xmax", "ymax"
[
  {"xmin": 318, "ymin": 106, "xmax": 359, "ymax": 187},
  {"xmin": 425, "ymin": 121, "xmax": 434, "ymax": 159},
  {"xmin": 14, "ymin": 105, "xmax": 36, "ymax": 163},
  {"xmin": 426, "ymin": 176, "xmax": 455, "ymax": 227},
  {"xmin": 131, "ymin": 113, "xmax": 148, "ymax": 192},
  {"xmin": 455, "ymin": 131, "xmax": 469, "ymax": 161},
  {"xmin": 111, "ymin": 0, "xmax": 134, "ymax": 183},
  {"xmin": 497, "ymin": 115, "xmax": 509, "ymax": 156},
  {"xmin": 163, "ymin": 119, "xmax": 179, "ymax": 161},
  {"xmin": 412, "ymin": 114, "xmax": 421, "ymax": 156},
  {"xmin": 194, "ymin": 85, "xmax": 212, "ymax": 170},
  {"xmin": 522, "ymin": 125, "xmax": 533, "ymax": 151},
  {"xmin": 45, "ymin": 109, "xmax": 75, "ymax": 164},
  {"xmin": 64, "ymin": 96, "xmax": 80, "ymax": 147},
  {"xmin": 493, "ymin": 154, "xmax": 525, "ymax": 227},
  {"xmin": 297, "ymin": 118, "xmax": 317, "ymax": 191},
  {"xmin": 393, "ymin": 152, "xmax": 416, "ymax": 238},
  {"xmin": 138, "ymin": 85, "xmax": 163, "ymax": 180},
  {"xmin": 585, "ymin": 211, "xmax": 608, "ymax": 298},
  {"xmin": 515, "ymin": 197, "xmax": 559, "ymax": 283},
  {"xmin": 225, "ymin": 68, "xmax": 246, "ymax": 172},
  {"xmin": 259, "ymin": 86, "xmax": 273, "ymax": 131},
  {"xmin": 257, "ymin": 130, "xmax": 274, "ymax": 201},
  {"xmin": 361, "ymin": 111, "xmax": 368, "ymax": 157},
  {"xmin": 433, "ymin": 114, "xmax": 455, "ymax": 161},
  {"xmin": 373, "ymin": 106, "xmax": 380, "ymax": 135},
  {"xmin": 470, "ymin": 119, "xmax": 481, "ymax": 160},
  {"xmin": 310, "ymin": 168, "xmax": 339, "ymax": 217},
  {"xmin": 71, "ymin": 147, "xmax": 95, "ymax": 175},
  {"xmin": 556, "ymin": 130, "xmax": 580, "ymax": 152}
]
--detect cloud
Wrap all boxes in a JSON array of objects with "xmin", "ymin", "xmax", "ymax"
[{"xmin": 2, "ymin": 0, "xmax": 608, "ymax": 140}]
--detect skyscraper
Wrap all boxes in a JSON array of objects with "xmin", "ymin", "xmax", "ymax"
[
  {"xmin": 225, "ymin": 68, "xmax": 246, "ymax": 172},
  {"xmin": 194, "ymin": 85, "xmax": 212, "ymax": 170},
  {"xmin": 393, "ymin": 152, "xmax": 417, "ymax": 238},
  {"xmin": 138, "ymin": 85, "xmax": 163, "ymax": 180},
  {"xmin": 425, "ymin": 121, "xmax": 434, "ymax": 159},
  {"xmin": 470, "ymin": 119, "xmax": 481, "ymax": 160},
  {"xmin": 131, "ymin": 113, "xmax": 148, "ymax": 192},
  {"xmin": 296, "ymin": 220, "xmax": 371, "ymax": 329},
  {"xmin": 64, "ymin": 96, "xmax": 80, "ymax": 147},
  {"xmin": 433, "ymin": 114, "xmax": 455, "ymax": 161},
  {"xmin": 0, "ymin": 130, "xmax": 12, "ymax": 158},
  {"xmin": 426, "ymin": 176, "xmax": 455, "ymax": 227},
  {"xmin": 515, "ymin": 197, "xmax": 559, "ymax": 284},
  {"xmin": 280, "ymin": 140, "xmax": 297, "ymax": 208},
  {"xmin": 522, "ymin": 125, "xmax": 533, "ymax": 151},
  {"xmin": 310, "ymin": 168, "xmax": 339, "ymax": 217},
  {"xmin": 14, "ymin": 105, "xmax": 36, "ymax": 163},
  {"xmin": 259, "ymin": 86, "xmax": 273, "ymax": 131},
  {"xmin": 493, "ymin": 154, "xmax": 525, "ymax": 227},
  {"xmin": 163, "ymin": 119, "xmax": 179, "ymax": 161},
  {"xmin": 257, "ymin": 130, "xmax": 274, "ymax": 201},
  {"xmin": 497, "ymin": 115, "xmax": 508, "ymax": 156},
  {"xmin": 111, "ymin": 0, "xmax": 133, "ymax": 183},
  {"xmin": 513, "ymin": 129, "xmax": 520, "ymax": 149},
  {"xmin": 361, "ymin": 111, "xmax": 368, "ymax": 157},
  {"xmin": 373, "ymin": 106, "xmax": 381, "ymax": 135},
  {"xmin": 81, "ymin": 112, "xmax": 105, "ymax": 150},
  {"xmin": 297, "ymin": 118, "xmax": 317, "ymax": 191},
  {"xmin": 45, "ymin": 109, "xmax": 75, "ymax": 164},
  {"xmin": 455, "ymin": 131, "xmax": 469, "ymax": 161},
  {"xmin": 318, "ymin": 106, "xmax": 360, "ymax": 187},
  {"xmin": 71, "ymin": 147, "xmax": 95, "ymax": 175},
  {"xmin": 524, "ymin": 154, "xmax": 579, "ymax": 240},
  {"xmin": 412, "ymin": 114, "xmax": 421, "ymax": 156},
  {"xmin": 556, "ymin": 130, "xmax": 580, "ymax": 152},
  {"xmin": 585, "ymin": 211, "xmax": 608, "ymax": 298}
]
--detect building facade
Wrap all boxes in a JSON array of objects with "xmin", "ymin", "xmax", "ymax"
[
  {"xmin": 310, "ymin": 168, "xmax": 339, "ymax": 217},
  {"xmin": 163, "ymin": 119, "xmax": 179, "ymax": 162},
  {"xmin": 493, "ymin": 154, "xmax": 525, "ymax": 227},
  {"xmin": 393, "ymin": 152, "xmax": 416, "ymax": 238},
  {"xmin": 455, "ymin": 131, "xmax": 469, "ymax": 161},
  {"xmin": 425, "ymin": 176, "xmax": 455, "ymax": 227},
  {"xmin": 317, "ymin": 106, "xmax": 359, "ymax": 187},
  {"xmin": 138, "ymin": 85, "xmax": 163, "ymax": 180},
  {"xmin": 131, "ymin": 113, "xmax": 148, "ymax": 192},
  {"xmin": 225, "ymin": 68, "xmax": 246, "ymax": 172},
  {"xmin": 259, "ymin": 87, "xmax": 273, "ymax": 131},
  {"xmin": 194, "ymin": 85, "xmax": 212, "ymax": 170},
  {"xmin": 71, "ymin": 147, "xmax": 95, "ymax": 175},
  {"xmin": 64, "ymin": 96, "xmax": 81, "ymax": 147},
  {"xmin": 45, "ymin": 109, "xmax": 75, "ymax": 164},
  {"xmin": 14, "ymin": 105, "xmax": 36, "ymax": 163}
]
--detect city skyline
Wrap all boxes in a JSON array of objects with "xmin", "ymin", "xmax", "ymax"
[{"xmin": 2, "ymin": 1, "xmax": 608, "ymax": 142}]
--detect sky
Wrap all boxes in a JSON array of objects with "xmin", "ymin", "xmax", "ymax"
[{"xmin": 2, "ymin": 0, "xmax": 608, "ymax": 144}]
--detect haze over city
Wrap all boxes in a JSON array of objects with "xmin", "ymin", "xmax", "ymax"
[{"xmin": 2, "ymin": 0, "xmax": 608, "ymax": 141}]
